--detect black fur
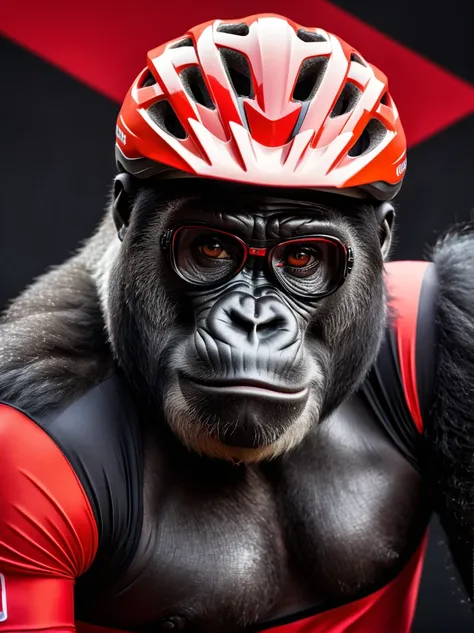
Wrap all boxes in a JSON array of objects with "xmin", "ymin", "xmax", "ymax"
[
  {"xmin": 0, "ymin": 252, "xmax": 113, "ymax": 414},
  {"xmin": 427, "ymin": 221, "xmax": 474, "ymax": 603}
]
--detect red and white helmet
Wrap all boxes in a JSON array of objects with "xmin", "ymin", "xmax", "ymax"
[{"xmin": 116, "ymin": 14, "xmax": 407, "ymax": 201}]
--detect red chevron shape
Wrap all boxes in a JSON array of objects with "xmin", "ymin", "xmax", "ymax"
[
  {"xmin": 2, "ymin": 0, "xmax": 474, "ymax": 147},
  {"xmin": 244, "ymin": 100, "xmax": 302, "ymax": 148}
]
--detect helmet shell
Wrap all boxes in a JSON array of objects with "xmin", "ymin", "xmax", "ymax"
[{"xmin": 116, "ymin": 14, "xmax": 407, "ymax": 200}]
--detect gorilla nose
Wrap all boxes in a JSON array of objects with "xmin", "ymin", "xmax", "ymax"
[{"xmin": 207, "ymin": 293, "xmax": 298, "ymax": 349}]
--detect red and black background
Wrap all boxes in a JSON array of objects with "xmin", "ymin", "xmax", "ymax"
[{"xmin": 1, "ymin": 1, "xmax": 474, "ymax": 630}]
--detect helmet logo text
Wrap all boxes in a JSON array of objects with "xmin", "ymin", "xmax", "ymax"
[
  {"xmin": 396, "ymin": 158, "xmax": 407, "ymax": 177},
  {"xmin": 116, "ymin": 125, "xmax": 127, "ymax": 145}
]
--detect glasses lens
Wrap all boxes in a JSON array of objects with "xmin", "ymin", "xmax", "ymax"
[
  {"xmin": 271, "ymin": 237, "xmax": 346, "ymax": 297},
  {"xmin": 173, "ymin": 226, "xmax": 245, "ymax": 286}
]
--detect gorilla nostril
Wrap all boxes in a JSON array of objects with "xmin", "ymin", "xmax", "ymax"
[
  {"xmin": 228, "ymin": 308, "xmax": 254, "ymax": 334},
  {"xmin": 256, "ymin": 316, "xmax": 286, "ymax": 339}
]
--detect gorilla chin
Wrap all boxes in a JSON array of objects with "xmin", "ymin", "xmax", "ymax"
[{"xmin": 164, "ymin": 374, "xmax": 318, "ymax": 463}]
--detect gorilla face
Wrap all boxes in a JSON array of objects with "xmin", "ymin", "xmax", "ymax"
[{"xmin": 106, "ymin": 181, "xmax": 391, "ymax": 462}]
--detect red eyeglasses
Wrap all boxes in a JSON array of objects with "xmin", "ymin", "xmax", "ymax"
[{"xmin": 160, "ymin": 225, "xmax": 354, "ymax": 299}]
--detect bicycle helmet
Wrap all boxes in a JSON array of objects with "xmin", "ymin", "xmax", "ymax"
[{"xmin": 115, "ymin": 13, "xmax": 407, "ymax": 200}]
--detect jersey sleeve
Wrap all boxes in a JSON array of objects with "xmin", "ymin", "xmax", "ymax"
[
  {"xmin": 0, "ymin": 404, "xmax": 99, "ymax": 632},
  {"xmin": 385, "ymin": 261, "xmax": 438, "ymax": 434},
  {"xmin": 359, "ymin": 261, "xmax": 438, "ymax": 470}
]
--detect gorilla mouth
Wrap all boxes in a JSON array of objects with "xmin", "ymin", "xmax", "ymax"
[
  {"xmin": 176, "ymin": 373, "xmax": 313, "ymax": 451},
  {"xmin": 186, "ymin": 377, "xmax": 308, "ymax": 399}
]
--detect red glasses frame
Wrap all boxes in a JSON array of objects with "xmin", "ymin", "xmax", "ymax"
[{"xmin": 160, "ymin": 225, "xmax": 354, "ymax": 299}]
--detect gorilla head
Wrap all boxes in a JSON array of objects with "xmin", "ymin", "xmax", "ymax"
[{"xmin": 102, "ymin": 178, "xmax": 394, "ymax": 462}]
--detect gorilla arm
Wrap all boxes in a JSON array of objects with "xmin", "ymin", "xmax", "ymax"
[
  {"xmin": 0, "ymin": 218, "xmax": 116, "ymax": 630},
  {"xmin": 0, "ymin": 404, "xmax": 98, "ymax": 632},
  {"xmin": 426, "ymin": 222, "xmax": 474, "ymax": 606}
]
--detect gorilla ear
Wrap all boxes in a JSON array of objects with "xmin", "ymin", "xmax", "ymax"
[
  {"xmin": 374, "ymin": 202, "xmax": 395, "ymax": 260},
  {"xmin": 112, "ymin": 173, "xmax": 136, "ymax": 241}
]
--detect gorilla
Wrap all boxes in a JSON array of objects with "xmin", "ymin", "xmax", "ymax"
[{"xmin": 0, "ymin": 13, "xmax": 473, "ymax": 633}]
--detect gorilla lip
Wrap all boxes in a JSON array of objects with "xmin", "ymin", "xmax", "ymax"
[{"xmin": 185, "ymin": 378, "xmax": 309, "ymax": 399}]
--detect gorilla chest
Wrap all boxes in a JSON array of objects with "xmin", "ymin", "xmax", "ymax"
[{"xmin": 97, "ymin": 398, "xmax": 427, "ymax": 632}]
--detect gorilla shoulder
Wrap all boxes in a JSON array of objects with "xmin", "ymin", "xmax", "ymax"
[
  {"xmin": 0, "ymin": 216, "xmax": 116, "ymax": 415},
  {"xmin": 425, "ymin": 221, "xmax": 474, "ymax": 597}
]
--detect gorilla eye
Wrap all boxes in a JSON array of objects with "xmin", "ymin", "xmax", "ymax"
[
  {"xmin": 271, "ymin": 236, "xmax": 350, "ymax": 298},
  {"xmin": 283, "ymin": 247, "xmax": 319, "ymax": 270},
  {"xmin": 172, "ymin": 226, "xmax": 245, "ymax": 286},
  {"xmin": 199, "ymin": 240, "xmax": 232, "ymax": 260}
]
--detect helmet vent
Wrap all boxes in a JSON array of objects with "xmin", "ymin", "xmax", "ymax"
[
  {"xmin": 297, "ymin": 29, "xmax": 327, "ymax": 43},
  {"xmin": 350, "ymin": 53, "xmax": 366, "ymax": 66},
  {"xmin": 381, "ymin": 91, "xmax": 390, "ymax": 106},
  {"xmin": 348, "ymin": 118, "xmax": 387, "ymax": 157},
  {"xmin": 180, "ymin": 66, "xmax": 215, "ymax": 109},
  {"xmin": 330, "ymin": 82, "xmax": 361, "ymax": 117},
  {"xmin": 217, "ymin": 23, "xmax": 249, "ymax": 36},
  {"xmin": 142, "ymin": 71, "xmax": 157, "ymax": 88},
  {"xmin": 220, "ymin": 48, "xmax": 254, "ymax": 98},
  {"xmin": 293, "ymin": 57, "xmax": 328, "ymax": 102},
  {"xmin": 170, "ymin": 38, "xmax": 194, "ymax": 49},
  {"xmin": 147, "ymin": 100, "xmax": 187, "ymax": 140}
]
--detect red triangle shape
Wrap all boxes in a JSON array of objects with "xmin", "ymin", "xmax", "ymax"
[
  {"xmin": 2, "ymin": 0, "xmax": 473, "ymax": 147},
  {"xmin": 244, "ymin": 101, "xmax": 301, "ymax": 147}
]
